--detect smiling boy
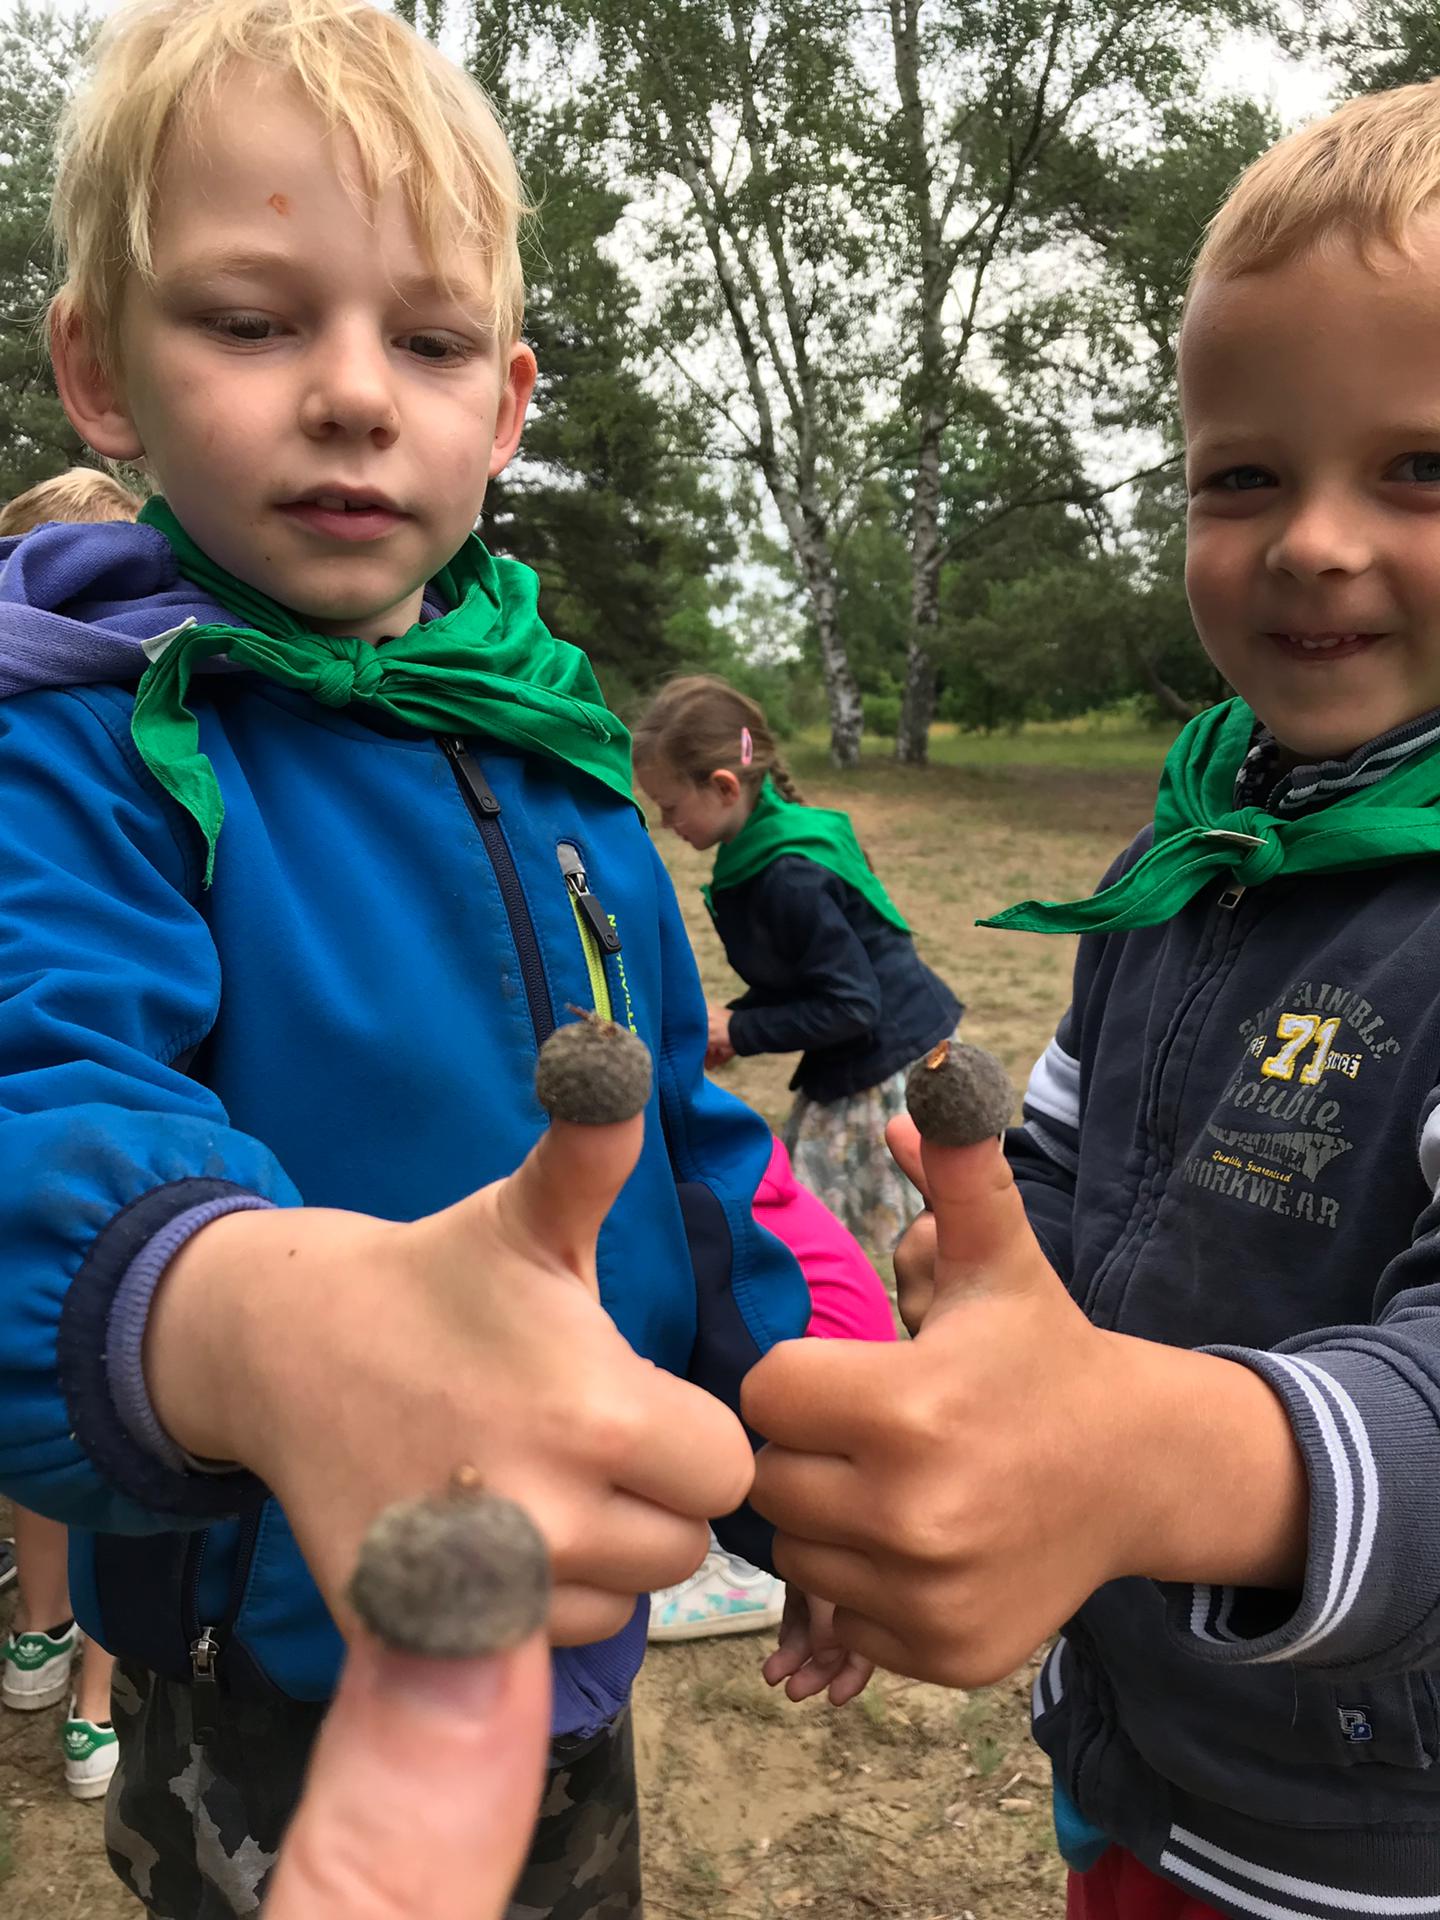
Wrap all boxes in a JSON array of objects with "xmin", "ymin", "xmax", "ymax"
[
  {"xmin": 0, "ymin": 3, "xmax": 813, "ymax": 1915},
  {"xmin": 745, "ymin": 79, "xmax": 1440, "ymax": 1920}
]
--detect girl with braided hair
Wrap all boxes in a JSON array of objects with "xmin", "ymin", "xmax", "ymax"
[{"xmin": 634, "ymin": 675, "xmax": 962, "ymax": 1249}]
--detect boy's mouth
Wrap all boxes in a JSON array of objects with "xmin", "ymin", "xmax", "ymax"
[
  {"xmin": 279, "ymin": 490, "xmax": 408, "ymax": 543},
  {"xmin": 1264, "ymin": 630, "xmax": 1386, "ymax": 662}
]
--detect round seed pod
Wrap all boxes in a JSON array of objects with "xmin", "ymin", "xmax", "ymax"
[
  {"xmin": 905, "ymin": 1039, "xmax": 1014, "ymax": 1148},
  {"xmin": 347, "ymin": 1489, "xmax": 551, "ymax": 1658},
  {"xmin": 534, "ymin": 1016, "xmax": 652, "ymax": 1126}
]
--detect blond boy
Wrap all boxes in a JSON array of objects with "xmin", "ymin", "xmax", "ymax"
[
  {"xmin": 0, "ymin": 2, "xmax": 814, "ymax": 1913},
  {"xmin": 0, "ymin": 467, "xmax": 143, "ymax": 536},
  {"xmin": 748, "ymin": 80, "xmax": 1440, "ymax": 1920}
]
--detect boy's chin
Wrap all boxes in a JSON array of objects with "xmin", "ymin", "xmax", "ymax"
[{"xmin": 1258, "ymin": 704, "xmax": 1420, "ymax": 767}]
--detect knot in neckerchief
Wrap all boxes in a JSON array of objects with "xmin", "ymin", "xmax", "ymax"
[
  {"xmin": 133, "ymin": 498, "xmax": 635, "ymax": 884},
  {"xmin": 983, "ymin": 697, "xmax": 1440, "ymax": 935}
]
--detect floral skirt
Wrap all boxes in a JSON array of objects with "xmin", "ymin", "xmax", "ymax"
[{"xmin": 783, "ymin": 1054, "xmax": 933, "ymax": 1254}]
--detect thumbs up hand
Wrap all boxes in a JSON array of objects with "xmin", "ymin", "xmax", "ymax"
[
  {"xmin": 145, "ymin": 1021, "xmax": 757, "ymax": 1649},
  {"xmin": 743, "ymin": 1044, "xmax": 1309, "ymax": 1688}
]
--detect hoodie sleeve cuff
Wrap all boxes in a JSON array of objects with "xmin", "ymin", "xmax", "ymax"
[
  {"xmin": 57, "ymin": 1180, "xmax": 272, "ymax": 1523},
  {"xmin": 1165, "ymin": 1344, "xmax": 1440, "ymax": 1672},
  {"xmin": 107, "ymin": 1194, "xmax": 275, "ymax": 1477}
]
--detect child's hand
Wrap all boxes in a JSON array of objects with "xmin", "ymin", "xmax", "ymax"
[
  {"xmin": 889, "ymin": 1155, "xmax": 937, "ymax": 1337},
  {"xmin": 145, "ymin": 1105, "xmax": 756, "ymax": 1649},
  {"xmin": 267, "ymin": 1625, "xmax": 551, "ymax": 1920},
  {"xmin": 762, "ymin": 1588, "xmax": 874, "ymax": 1705},
  {"xmin": 743, "ymin": 1116, "xmax": 1308, "ymax": 1689},
  {"xmin": 705, "ymin": 1003, "xmax": 736, "ymax": 1066}
]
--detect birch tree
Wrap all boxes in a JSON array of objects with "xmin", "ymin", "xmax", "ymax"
[{"xmin": 483, "ymin": 0, "xmax": 1282, "ymax": 764}]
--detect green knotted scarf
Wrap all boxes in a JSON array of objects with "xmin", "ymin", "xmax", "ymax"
[
  {"xmin": 133, "ymin": 498, "xmax": 634, "ymax": 883},
  {"xmin": 704, "ymin": 774, "xmax": 911, "ymax": 932},
  {"xmin": 983, "ymin": 696, "xmax": 1440, "ymax": 936}
]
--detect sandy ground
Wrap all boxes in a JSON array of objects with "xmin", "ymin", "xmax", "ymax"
[{"xmin": 0, "ymin": 729, "xmax": 1163, "ymax": 1918}]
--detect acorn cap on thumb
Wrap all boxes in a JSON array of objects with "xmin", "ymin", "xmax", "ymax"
[
  {"xmin": 905, "ymin": 1040, "xmax": 1014, "ymax": 1148},
  {"xmin": 534, "ymin": 1016, "xmax": 652, "ymax": 1126},
  {"xmin": 348, "ymin": 1488, "xmax": 551, "ymax": 1658}
]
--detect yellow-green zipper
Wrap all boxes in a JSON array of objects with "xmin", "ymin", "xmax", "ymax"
[{"xmin": 557, "ymin": 842, "xmax": 621, "ymax": 1023}]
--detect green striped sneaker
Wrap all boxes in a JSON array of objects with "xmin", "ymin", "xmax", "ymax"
[
  {"xmin": 62, "ymin": 1704, "xmax": 119, "ymax": 1801},
  {"xmin": 2, "ymin": 1622, "xmax": 79, "ymax": 1711}
]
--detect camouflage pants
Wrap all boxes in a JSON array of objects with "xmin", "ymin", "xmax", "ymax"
[{"xmin": 106, "ymin": 1662, "xmax": 642, "ymax": 1918}]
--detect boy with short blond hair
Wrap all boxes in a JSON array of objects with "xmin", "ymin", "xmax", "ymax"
[
  {"xmin": 0, "ymin": 2, "xmax": 814, "ymax": 1913},
  {"xmin": 0, "ymin": 466, "xmax": 143, "ymax": 536},
  {"xmin": 747, "ymin": 78, "xmax": 1440, "ymax": 1919}
]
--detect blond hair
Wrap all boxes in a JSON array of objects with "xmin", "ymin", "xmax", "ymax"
[
  {"xmin": 0, "ymin": 467, "xmax": 144, "ymax": 537},
  {"xmin": 1194, "ymin": 79, "xmax": 1440, "ymax": 286},
  {"xmin": 632, "ymin": 676, "xmax": 806, "ymax": 805},
  {"xmin": 51, "ymin": 0, "xmax": 527, "ymax": 375}
]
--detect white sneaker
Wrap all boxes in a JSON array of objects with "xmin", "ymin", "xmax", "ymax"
[
  {"xmin": 649, "ymin": 1550, "xmax": 784, "ymax": 1642},
  {"xmin": 2, "ymin": 1622, "xmax": 80, "ymax": 1711},
  {"xmin": 62, "ymin": 1700, "xmax": 119, "ymax": 1801}
]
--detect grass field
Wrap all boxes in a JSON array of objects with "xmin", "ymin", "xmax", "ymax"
[{"xmin": 0, "ymin": 717, "xmax": 1174, "ymax": 1920}]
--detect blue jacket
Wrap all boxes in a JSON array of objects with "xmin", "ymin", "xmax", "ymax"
[
  {"xmin": 712, "ymin": 856, "xmax": 961, "ymax": 1100},
  {"xmin": 0, "ymin": 521, "xmax": 809, "ymax": 1738}
]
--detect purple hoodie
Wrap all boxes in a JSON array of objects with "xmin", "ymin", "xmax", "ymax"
[{"xmin": 0, "ymin": 519, "xmax": 238, "ymax": 695}]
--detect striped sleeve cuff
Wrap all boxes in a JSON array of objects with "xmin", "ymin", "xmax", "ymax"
[{"xmin": 1165, "ymin": 1344, "xmax": 1440, "ymax": 1672}]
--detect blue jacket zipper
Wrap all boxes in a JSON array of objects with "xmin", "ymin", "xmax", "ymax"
[
  {"xmin": 441, "ymin": 738, "xmax": 556, "ymax": 1050},
  {"xmin": 185, "ymin": 1505, "xmax": 264, "ymax": 1734}
]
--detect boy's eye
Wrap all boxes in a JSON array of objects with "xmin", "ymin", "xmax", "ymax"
[
  {"xmin": 200, "ymin": 313, "xmax": 280, "ymax": 344},
  {"xmin": 1210, "ymin": 466, "xmax": 1274, "ymax": 493},
  {"xmin": 1390, "ymin": 452, "xmax": 1440, "ymax": 485},
  {"xmin": 399, "ymin": 332, "xmax": 469, "ymax": 363}
]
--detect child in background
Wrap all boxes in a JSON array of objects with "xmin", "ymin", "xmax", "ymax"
[
  {"xmin": 0, "ymin": 5, "xmax": 818, "ymax": 1913},
  {"xmin": 650, "ymin": 1134, "xmax": 895, "ymax": 1641},
  {"xmin": 634, "ymin": 676, "xmax": 962, "ymax": 1247},
  {"xmin": 746, "ymin": 77, "xmax": 1440, "ymax": 1920},
  {"xmin": 0, "ymin": 467, "xmax": 142, "ymax": 537},
  {"xmin": 0, "ymin": 466, "xmax": 144, "ymax": 1802}
]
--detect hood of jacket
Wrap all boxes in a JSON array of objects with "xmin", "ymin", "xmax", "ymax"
[{"xmin": 0, "ymin": 519, "xmax": 232, "ymax": 699}]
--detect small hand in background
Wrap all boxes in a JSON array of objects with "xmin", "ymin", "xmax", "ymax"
[
  {"xmin": 762, "ymin": 1588, "xmax": 874, "ymax": 1705},
  {"xmin": 888, "ymin": 1121, "xmax": 936, "ymax": 1335},
  {"xmin": 706, "ymin": 1003, "xmax": 736, "ymax": 1067}
]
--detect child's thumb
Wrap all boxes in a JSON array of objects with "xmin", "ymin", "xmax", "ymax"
[
  {"xmin": 265, "ymin": 1629, "xmax": 551, "ymax": 1920},
  {"xmin": 500, "ymin": 1109, "xmax": 645, "ymax": 1287},
  {"xmin": 918, "ymin": 1132, "xmax": 1053, "ymax": 1322},
  {"xmin": 497, "ymin": 1018, "xmax": 653, "ymax": 1288}
]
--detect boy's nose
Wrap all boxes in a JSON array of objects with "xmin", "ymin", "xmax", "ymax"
[
  {"xmin": 299, "ymin": 329, "xmax": 400, "ymax": 446},
  {"xmin": 1265, "ymin": 491, "xmax": 1372, "ymax": 582}
]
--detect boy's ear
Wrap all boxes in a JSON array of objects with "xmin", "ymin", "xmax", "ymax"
[
  {"xmin": 489, "ymin": 342, "xmax": 538, "ymax": 477},
  {"xmin": 50, "ymin": 308, "xmax": 145, "ymax": 463}
]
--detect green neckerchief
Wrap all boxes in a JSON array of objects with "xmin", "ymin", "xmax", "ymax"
[
  {"xmin": 134, "ymin": 498, "xmax": 633, "ymax": 883},
  {"xmin": 704, "ymin": 774, "xmax": 910, "ymax": 932},
  {"xmin": 983, "ymin": 696, "xmax": 1440, "ymax": 936}
]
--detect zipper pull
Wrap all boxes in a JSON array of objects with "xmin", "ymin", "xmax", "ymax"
[
  {"xmin": 191, "ymin": 1625, "xmax": 219, "ymax": 1684},
  {"xmin": 443, "ymin": 738, "xmax": 501, "ymax": 816},
  {"xmin": 557, "ymin": 844, "xmax": 622, "ymax": 954},
  {"xmin": 1218, "ymin": 881, "xmax": 1246, "ymax": 910},
  {"xmin": 189, "ymin": 1624, "xmax": 221, "ymax": 1739}
]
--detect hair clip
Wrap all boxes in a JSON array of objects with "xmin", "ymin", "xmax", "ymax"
[{"xmin": 740, "ymin": 726, "xmax": 754, "ymax": 767}]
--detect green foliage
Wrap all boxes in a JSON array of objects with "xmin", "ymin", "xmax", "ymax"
[
  {"xmin": 466, "ymin": 16, "xmax": 736, "ymax": 697},
  {"xmin": 0, "ymin": 2, "xmax": 90, "ymax": 500},
  {"xmin": 1319, "ymin": 5, "xmax": 1440, "ymax": 91}
]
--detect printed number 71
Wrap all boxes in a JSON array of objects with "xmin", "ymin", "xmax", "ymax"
[{"xmin": 1260, "ymin": 1014, "xmax": 1341, "ymax": 1086}]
